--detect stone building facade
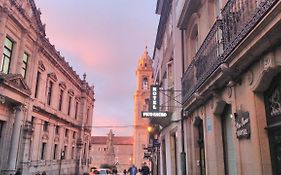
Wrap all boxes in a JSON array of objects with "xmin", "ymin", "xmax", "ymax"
[
  {"xmin": 90, "ymin": 130, "xmax": 133, "ymax": 173},
  {"xmin": 133, "ymin": 47, "xmax": 154, "ymax": 169},
  {"xmin": 153, "ymin": 0, "xmax": 281, "ymax": 175},
  {"xmin": 0, "ymin": 0, "xmax": 95, "ymax": 174}
]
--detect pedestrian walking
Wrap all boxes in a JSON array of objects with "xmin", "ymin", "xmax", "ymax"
[
  {"xmin": 35, "ymin": 172, "xmax": 40, "ymax": 175},
  {"xmin": 140, "ymin": 162, "xmax": 150, "ymax": 175},
  {"xmin": 128, "ymin": 164, "xmax": 137, "ymax": 175},
  {"xmin": 112, "ymin": 168, "xmax": 118, "ymax": 175},
  {"xmin": 15, "ymin": 168, "xmax": 22, "ymax": 175},
  {"xmin": 42, "ymin": 171, "xmax": 46, "ymax": 175},
  {"xmin": 123, "ymin": 169, "xmax": 127, "ymax": 175}
]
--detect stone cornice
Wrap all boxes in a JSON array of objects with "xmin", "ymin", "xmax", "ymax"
[
  {"xmin": 6, "ymin": 0, "xmax": 95, "ymax": 98},
  {"xmin": 155, "ymin": 0, "xmax": 172, "ymax": 49}
]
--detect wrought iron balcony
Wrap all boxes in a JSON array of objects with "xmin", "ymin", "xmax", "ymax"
[
  {"xmin": 182, "ymin": 20, "xmax": 223, "ymax": 103},
  {"xmin": 182, "ymin": 0, "xmax": 278, "ymax": 104},
  {"xmin": 222, "ymin": 0, "xmax": 278, "ymax": 58}
]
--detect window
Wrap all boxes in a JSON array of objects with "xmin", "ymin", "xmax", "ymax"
[
  {"xmin": 55, "ymin": 125, "xmax": 59, "ymax": 135},
  {"xmin": 34, "ymin": 71, "xmax": 41, "ymax": 98},
  {"xmin": 67, "ymin": 96, "xmax": 72, "ymax": 115},
  {"xmin": 142, "ymin": 77, "xmax": 148, "ymax": 90},
  {"xmin": 41, "ymin": 142, "xmax": 47, "ymax": 160},
  {"xmin": 84, "ymin": 143, "xmax": 87, "ymax": 155},
  {"xmin": 43, "ymin": 121, "xmax": 48, "ymax": 132},
  {"xmin": 71, "ymin": 146, "xmax": 75, "ymax": 159},
  {"xmin": 65, "ymin": 128, "xmax": 69, "ymax": 137},
  {"xmin": 1, "ymin": 37, "xmax": 13, "ymax": 74},
  {"xmin": 72, "ymin": 131, "xmax": 76, "ymax": 139},
  {"xmin": 31, "ymin": 116, "xmax": 35, "ymax": 128},
  {"xmin": 58, "ymin": 89, "xmax": 64, "ymax": 111},
  {"xmin": 86, "ymin": 108, "xmax": 90, "ymax": 123},
  {"xmin": 0, "ymin": 121, "xmax": 4, "ymax": 142},
  {"xmin": 63, "ymin": 145, "xmax": 67, "ymax": 159},
  {"xmin": 28, "ymin": 139, "xmax": 32, "ymax": 160},
  {"xmin": 47, "ymin": 81, "xmax": 53, "ymax": 105},
  {"xmin": 74, "ymin": 101, "xmax": 79, "ymax": 119},
  {"xmin": 21, "ymin": 52, "xmax": 28, "ymax": 78},
  {"xmin": 53, "ymin": 144, "xmax": 58, "ymax": 160}
]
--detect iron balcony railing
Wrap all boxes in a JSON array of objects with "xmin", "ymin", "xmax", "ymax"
[
  {"xmin": 182, "ymin": 0, "xmax": 278, "ymax": 103},
  {"xmin": 222, "ymin": 0, "xmax": 278, "ymax": 58},
  {"xmin": 182, "ymin": 20, "xmax": 223, "ymax": 103}
]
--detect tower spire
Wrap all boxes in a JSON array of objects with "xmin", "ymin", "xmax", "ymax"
[{"xmin": 144, "ymin": 45, "xmax": 148, "ymax": 55}]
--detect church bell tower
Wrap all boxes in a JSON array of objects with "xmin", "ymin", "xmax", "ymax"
[{"xmin": 133, "ymin": 46, "xmax": 153, "ymax": 168}]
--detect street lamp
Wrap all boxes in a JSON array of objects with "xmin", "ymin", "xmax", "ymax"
[{"xmin": 147, "ymin": 126, "xmax": 153, "ymax": 133}]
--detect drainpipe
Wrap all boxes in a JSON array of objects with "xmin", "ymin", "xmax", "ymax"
[{"xmin": 180, "ymin": 29, "xmax": 187, "ymax": 175}]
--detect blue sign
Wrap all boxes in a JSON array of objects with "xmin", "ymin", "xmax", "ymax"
[{"xmin": 207, "ymin": 117, "xmax": 212, "ymax": 132}]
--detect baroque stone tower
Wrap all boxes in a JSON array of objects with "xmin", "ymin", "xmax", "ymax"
[
  {"xmin": 133, "ymin": 47, "xmax": 153, "ymax": 168},
  {"xmin": 105, "ymin": 129, "xmax": 115, "ymax": 165}
]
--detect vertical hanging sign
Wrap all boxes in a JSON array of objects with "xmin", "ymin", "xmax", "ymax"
[
  {"xmin": 142, "ymin": 85, "xmax": 168, "ymax": 118},
  {"xmin": 150, "ymin": 85, "xmax": 159, "ymax": 112}
]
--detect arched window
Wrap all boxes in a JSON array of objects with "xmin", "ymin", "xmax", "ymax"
[
  {"xmin": 190, "ymin": 24, "xmax": 199, "ymax": 56},
  {"xmin": 142, "ymin": 77, "xmax": 148, "ymax": 90}
]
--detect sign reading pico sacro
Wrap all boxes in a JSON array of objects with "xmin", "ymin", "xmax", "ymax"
[
  {"xmin": 142, "ymin": 111, "xmax": 168, "ymax": 118},
  {"xmin": 150, "ymin": 85, "xmax": 159, "ymax": 111}
]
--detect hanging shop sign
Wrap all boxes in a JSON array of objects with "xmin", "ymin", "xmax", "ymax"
[
  {"xmin": 141, "ymin": 85, "xmax": 168, "ymax": 118},
  {"xmin": 142, "ymin": 111, "xmax": 168, "ymax": 118},
  {"xmin": 149, "ymin": 85, "xmax": 159, "ymax": 111},
  {"xmin": 234, "ymin": 110, "xmax": 251, "ymax": 139}
]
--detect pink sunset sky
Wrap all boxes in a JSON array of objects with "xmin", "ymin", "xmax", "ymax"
[{"xmin": 35, "ymin": 0, "xmax": 159, "ymax": 136}]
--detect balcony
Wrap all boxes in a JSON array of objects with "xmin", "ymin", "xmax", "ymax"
[
  {"xmin": 182, "ymin": 20, "xmax": 223, "ymax": 103},
  {"xmin": 222, "ymin": 0, "xmax": 278, "ymax": 58},
  {"xmin": 182, "ymin": 0, "xmax": 279, "ymax": 104}
]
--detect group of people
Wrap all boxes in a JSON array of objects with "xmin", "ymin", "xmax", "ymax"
[
  {"xmin": 123, "ymin": 162, "xmax": 150, "ymax": 175},
  {"xmin": 14, "ymin": 168, "xmax": 46, "ymax": 175}
]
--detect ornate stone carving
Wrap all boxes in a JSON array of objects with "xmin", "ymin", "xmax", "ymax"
[
  {"xmin": 59, "ymin": 81, "xmax": 67, "ymax": 90},
  {"xmin": 68, "ymin": 89, "xmax": 75, "ymax": 96},
  {"xmin": 38, "ymin": 60, "xmax": 46, "ymax": 71},
  {"xmin": 262, "ymin": 53, "xmax": 275, "ymax": 71},
  {"xmin": 54, "ymin": 136, "xmax": 60, "ymax": 143},
  {"xmin": 47, "ymin": 72, "xmax": 58, "ymax": 82},
  {"xmin": 0, "ymin": 73, "xmax": 31, "ymax": 97},
  {"xmin": 246, "ymin": 70, "xmax": 254, "ymax": 85},
  {"xmin": 42, "ymin": 134, "xmax": 49, "ymax": 141},
  {"xmin": 268, "ymin": 88, "xmax": 281, "ymax": 117}
]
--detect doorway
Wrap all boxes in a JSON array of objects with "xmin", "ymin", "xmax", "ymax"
[
  {"xmin": 221, "ymin": 104, "xmax": 237, "ymax": 175},
  {"xmin": 264, "ymin": 73, "xmax": 281, "ymax": 175}
]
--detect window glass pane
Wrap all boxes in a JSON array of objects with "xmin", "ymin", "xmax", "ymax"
[
  {"xmin": 3, "ymin": 58, "xmax": 10, "ymax": 74},
  {"xmin": 4, "ymin": 38, "xmax": 13, "ymax": 49},
  {"xmin": 3, "ymin": 48, "xmax": 11, "ymax": 57},
  {"xmin": 0, "ymin": 55, "xmax": 4, "ymax": 71},
  {"xmin": 21, "ymin": 53, "xmax": 28, "ymax": 78},
  {"xmin": 23, "ymin": 53, "xmax": 28, "ymax": 62}
]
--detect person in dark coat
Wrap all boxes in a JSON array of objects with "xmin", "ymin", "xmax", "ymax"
[
  {"xmin": 42, "ymin": 171, "xmax": 46, "ymax": 175},
  {"xmin": 15, "ymin": 168, "xmax": 22, "ymax": 175},
  {"xmin": 140, "ymin": 162, "xmax": 150, "ymax": 175}
]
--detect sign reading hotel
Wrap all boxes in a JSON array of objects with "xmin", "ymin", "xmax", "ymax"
[
  {"xmin": 141, "ymin": 85, "xmax": 168, "ymax": 118},
  {"xmin": 234, "ymin": 111, "xmax": 251, "ymax": 139}
]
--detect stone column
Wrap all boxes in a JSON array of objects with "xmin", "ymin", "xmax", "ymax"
[{"xmin": 6, "ymin": 106, "xmax": 24, "ymax": 173}]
